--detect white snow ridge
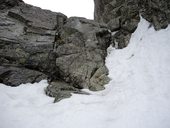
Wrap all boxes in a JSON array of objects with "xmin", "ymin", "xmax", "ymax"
[{"xmin": 0, "ymin": 17, "xmax": 170, "ymax": 128}]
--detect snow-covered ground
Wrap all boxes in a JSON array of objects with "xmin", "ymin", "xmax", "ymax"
[{"xmin": 0, "ymin": 18, "xmax": 170, "ymax": 128}]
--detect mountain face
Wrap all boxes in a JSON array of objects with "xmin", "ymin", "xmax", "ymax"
[
  {"xmin": 94, "ymin": 0, "xmax": 170, "ymax": 48},
  {"xmin": 0, "ymin": 0, "xmax": 169, "ymax": 101}
]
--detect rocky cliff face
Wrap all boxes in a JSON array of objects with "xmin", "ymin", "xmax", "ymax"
[
  {"xmin": 94, "ymin": 0, "xmax": 170, "ymax": 48},
  {"xmin": 0, "ymin": 0, "xmax": 170, "ymax": 102},
  {"xmin": 0, "ymin": 0, "xmax": 111, "ymax": 101}
]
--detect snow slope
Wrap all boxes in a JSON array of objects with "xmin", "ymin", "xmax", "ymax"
[{"xmin": 0, "ymin": 18, "xmax": 170, "ymax": 128}]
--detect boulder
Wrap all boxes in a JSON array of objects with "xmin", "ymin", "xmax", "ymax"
[
  {"xmin": 45, "ymin": 17, "xmax": 111, "ymax": 100},
  {"xmin": 52, "ymin": 17, "xmax": 111, "ymax": 90}
]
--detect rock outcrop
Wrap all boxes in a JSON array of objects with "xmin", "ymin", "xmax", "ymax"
[
  {"xmin": 1, "ymin": 0, "xmax": 170, "ymax": 102},
  {"xmin": 0, "ymin": 66, "xmax": 46, "ymax": 86},
  {"xmin": 53, "ymin": 17, "xmax": 110, "ymax": 90},
  {"xmin": 0, "ymin": 1, "xmax": 67, "ymax": 86},
  {"xmin": 46, "ymin": 17, "xmax": 111, "ymax": 101},
  {"xmin": 94, "ymin": 0, "xmax": 170, "ymax": 48},
  {"xmin": 0, "ymin": 0, "xmax": 111, "ymax": 101}
]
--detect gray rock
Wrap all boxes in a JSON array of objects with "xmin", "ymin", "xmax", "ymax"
[
  {"xmin": 0, "ymin": 0, "xmax": 23, "ymax": 10},
  {"xmin": 0, "ymin": 2, "xmax": 67, "ymax": 85},
  {"xmin": 94, "ymin": 0, "xmax": 170, "ymax": 48},
  {"xmin": 53, "ymin": 92, "xmax": 72, "ymax": 103},
  {"xmin": 0, "ymin": 1, "xmax": 111, "ymax": 102},
  {"xmin": 8, "ymin": 3, "xmax": 67, "ymax": 30},
  {"xmin": 89, "ymin": 66, "xmax": 110, "ymax": 91},
  {"xmin": 107, "ymin": 17, "xmax": 120, "ymax": 31},
  {"xmin": 139, "ymin": 0, "xmax": 170, "ymax": 30},
  {"xmin": 0, "ymin": 66, "xmax": 46, "ymax": 86},
  {"xmin": 3, "ymin": 0, "xmax": 169, "ymax": 102},
  {"xmin": 45, "ymin": 81, "xmax": 79, "ymax": 97},
  {"xmin": 53, "ymin": 17, "xmax": 111, "ymax": 91},
  {"xmin": 45, "ymin": 80, "xmax": 90, "ymax": 102},
  {"xmin": 121, "ymin": 18, "xmax": 139, "ymax": 33},
  {"xmin": 113, "ymin": 30, "xmax": 131, "ymax": 49}
]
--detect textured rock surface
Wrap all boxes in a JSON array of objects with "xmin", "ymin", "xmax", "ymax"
[
  {"xmin": 0, "ymin": 66, "xmax": 46, "ymax": 86},
  {"xmin": 0, "ymin": 0, "xmax": 23, "ymax": 10},
  {"xmin": 94, "ymin": 0, "xmax": 170, "ymax": 48},
  {"xmin": 0, "ymin": 1, "xmax": 67, "ymax": 86},
  {"xmin": 0, "ymin": 0, "xmax": 111, "ymax": 101},
  {"xmin": 45, "ymin": 17, "xmax": 111, "ymax": 100},
  {"xmin": 53, "ymin": 17, "xmax": 111, "ymax": 90},
  {"xmin": 45, "ymin": 80, "xmax": 90, "ymax": 102}
]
